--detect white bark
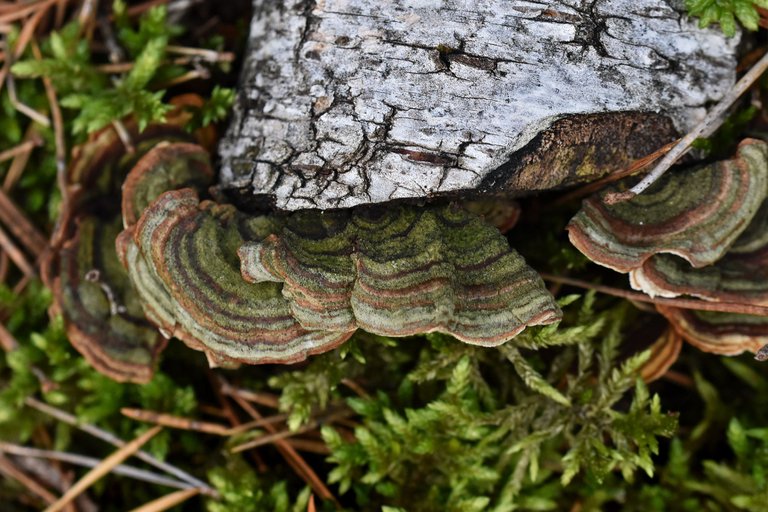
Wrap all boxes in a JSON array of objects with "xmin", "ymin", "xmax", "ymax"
[{"xmin": 218, "ymin": 0, "xmax": 739, "ymax": 211}]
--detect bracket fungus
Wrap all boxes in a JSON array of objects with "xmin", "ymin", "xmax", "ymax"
[
  {"xmin": 43, "ymin": 110, "xmax": 198, "ymax": 382},
  {"xmin": 630, "ymin": 201, "xmax": 768, "ymax": 304},
  {"xmin": 568, "ymin": 139, "xmax": 768, "ymax": 356},
  {"xmin": 568, "ymin": 139, "xmax": 768, "ymax": 273},
  {"xmin": 655, "ymin": 308, "xmax": 768, "ymax": 356},
  {"xmin": 239, "ymin": 205, "xmax": 560, "ymax": 345},
  {"xmin": 47, "ymin": 1, "xmax": 747, "ymax": 378}
]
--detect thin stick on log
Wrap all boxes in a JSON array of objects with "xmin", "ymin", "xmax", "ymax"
[
  {"xmin": 43, "ymin": 426, "xmax": 163, "ymax": 512},
  {"xmin": 23, "ymin": 398, "xmax": 218, "ymax": 497},
  {"xmin": 126, "ymin": 488, "xmax": 201, "ymax": 512},
  {"xmin": 555, "ymin": 139, "xmax": 679, "ymax": 205},
  {"xmin": 610, "ymin": 50, "xmax": 768, "ymax": 202},
  {"xmin": 540, "ymin": 273, "xmax": 768, "ymax": 316},
  {"xmin": 0, "ymin": 442, "xmax": 193, "ymax": 491}
]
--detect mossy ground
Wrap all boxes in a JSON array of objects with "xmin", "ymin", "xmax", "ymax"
[{"xmin": 0, "ymin": 2, "xmax": 767, "ymax": 511}]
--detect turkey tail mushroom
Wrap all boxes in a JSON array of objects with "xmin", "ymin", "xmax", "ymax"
[
  {"xmin": 657, "ymin": 307, "xmax": 768, "ymax": 356},
  {"xmin": 122, "ymin": 189, "xmax": 354, "ymax": 365},
  {"xmin": 50, "ymin": 217, "xmax": 167, "ymax": 383},
  {"xmin": 630, "ymin": 201, "xmax": 768, "ymax": 304},
  {"xmin": 567, "ymin": 139, "xmax": 768, "ymax": 358},
  {"xmin": 567, "ymin": 139, "xmax": 768, "ymax": 273},
  {"xmin": 240, "ymin": 205, "xmax": 562, "ymax": 346},
  {"xmin": 121, "ymin": 142, "xmax": 215, "ymax": 228},
  {"xmin": 43, "ymin": 111, "xmax": 199, "ymax": 383}
]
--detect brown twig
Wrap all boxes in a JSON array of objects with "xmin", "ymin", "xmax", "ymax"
[
  {"xmin": 6, "ymin": 73, "xmax": 50, "ymax": 126},
  {"xmin": 0, "ymin": 187, "xmax": 48, "ymax": 254},
  {"xmin": 285, "ymin": 438, "xmax": 332, "ymax": 455},
  {"xmin": 0, "ymin": 1, "xmax": 59, "ymax": 25},
  {"xmin": 230, "ymin": 410, "xmax": 353, "ymax": 453},
  {"xmin": 540, "ymin": 273, "xmax": 768, "ymax": 316},
  {"xmin": 121, "ymin": 408, "xmax": 234, "ymax": 436},
  {"xmin": 3, "ymin": 126, "xmax": 42, "ymax": 191},
  {"xmin": 23, "ymin": 398, "xmax": 218, "ymax": 497},
  {"xmin": 0, "ymin": 139, "xmax": 38, "ymax": 165},
  {"xmin": 661, "ymin": 370, "xmax": 695, "ymax": 388},
  {"xmin": 0, "ymin": 223, "xmax": 36, "ymax": 278},
  {"xmin": 96, "ymin": 53, "xmax": 234, "ymax": 73},
  {"xmin": 13, "ymin": 2, "xmax": 49, "ymax": 59},
  {"xmin": 77, "ymin": 0, "xmax": 99, "ymax": 39},
  {"xmin": 0, "ymin": 442, "xmax": 194, "ymax": 491},
  {"xmin": 111, "ymin": 119, "xmax": 135, "ymax": 154},
  {"xmin": 126, "ymin": 488, "xmax": 201, "ymax": 512},
  {"xmin": 0, "ymin": 252, "xmax": 9, "ymax": 284},
  {"xmin": 44, "ymin": 426, "xmax": 163, "ymax": 512},
  {"xmin": 154, "ymin": 68, "xmax": 209, "ymax": 88},
  {"xmin": 219, "ymin": 383, "xmax": 280, "ymax": 408},
  {"xmin": 341, "ymin": 378, "xmax": 370, "ymax": 398},
  {"xmin": 224, "ymin": 379, "xmax": 340, "ymax": 507},
  {"xmin": 0, "ymin": 453, "xmax": 58, "ymax": 507},
  {"xmin": 165, "ymin": 45, "xmax": 235, "ymax": 62},
  {"xmin": 205, "ymin": 371, "xmax": 269, "ymax": 472},
  {"xmin": 31, "ymin": 38, "xmax": 66, "ymax": 178}
]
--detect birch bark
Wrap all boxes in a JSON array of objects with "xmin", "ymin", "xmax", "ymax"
[{"xmin": 218, "ymin": 0, "xmax": 739, "ymax": 211}]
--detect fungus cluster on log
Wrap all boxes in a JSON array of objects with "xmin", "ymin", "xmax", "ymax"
[
  {"xmin": 568, "ymin": 139, "xmax": 768, "ymax": 356},
  {"xmin": 42, "ymin": 0, "xmax": 749, "ymax": 382}
]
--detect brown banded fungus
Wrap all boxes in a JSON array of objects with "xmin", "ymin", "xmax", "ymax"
[
  {"xmin": 43, "ymin": 112, "xmax": 199, "ymax": 383},
  {"xmin": 630, "ymin": 201, "xmax": 768, "ymax": 304},
  {"xmin": 239, "ymin": 205, "xmax": 560, "ymax": 345},
  {"xmin": 117, "ymin": 160, "xmax": 558, "ymax": 363},
  {"xmin": 656, "ymin": 307, "xmax": 768, "ymax": 356},
  {"xmin": 568, "ymin": 139, "xmax": 768, "ymax": 274},
  {"xmin": 120, "ymin": 188, "xmax": 355, "ymax": 365},
  {"xmin": 568, "ymin": 139, "xmax": 768, "ymax": 356},
  {"xmin": 641, "ymin": 328, "xmax": 683, "ymax": 382}
]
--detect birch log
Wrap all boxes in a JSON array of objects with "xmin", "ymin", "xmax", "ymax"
[{"xmin": 218, "ymin": 0, "xmax": 739, "ymax": 211}]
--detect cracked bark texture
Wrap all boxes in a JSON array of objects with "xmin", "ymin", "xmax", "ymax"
[{"xmin": 219, "ymin": 0, "xmax": 739, "ymax": 211}]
